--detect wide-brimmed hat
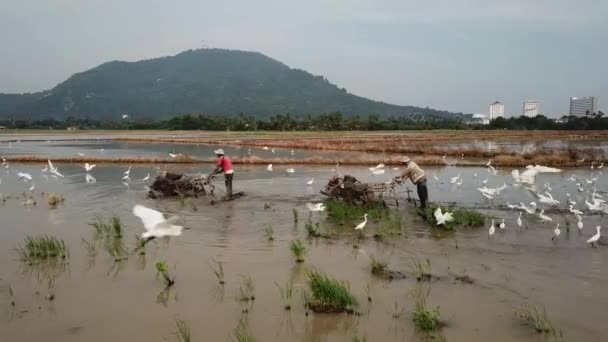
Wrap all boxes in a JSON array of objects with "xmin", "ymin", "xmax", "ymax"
[
  {"xmin": 214, "ymin": 149, "xmax": 225, "ymax": 155},
  {"xmin": 399, "ymin": 156, "xmax": 411, "ymax": 163}
]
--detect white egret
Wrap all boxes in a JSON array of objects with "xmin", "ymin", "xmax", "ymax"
[
  {"xmin": 354, "ymin": 214, "xmax": 368, "ymax": 230},
  {"xmin": 485, "ymin": 159, "xmax": 492, "ymax": 166},
  {"xmin": 433, "ymin": 173, "xmax": 439, "ymax": 181},
  {"xmin": 552, "ymin": 224, "xmax": 560, "ymax": 241},
  {"xmin": 567, "ymin": 175, "xmax": 577, "ymax": 182},
  {"xmin": 598, "ymin": 163, "xmax": 604, "ymax": 169},
  {"xmin": 17, "ymin": 172, "xmax": 32, "ymax": 181},
  {"xmin": 47, "ymin": 160, "xmax": 64, "ymax": 177},
  {"xmin": 262, "ymin": 146, "xmax": 269, "ymax": 150},
  {"xmin": 577, "ymin": 183, "xmax": 584, "ymax": 192},
  {"xmin": 85, "ymin": 174, "xmax": 96, "ymax": 183},
  {"xmin": 78, "ymin": 153, "xmax": 85, "ymax": 156},
  {"xmin": 566, "ymin": 193, "xmax": 576, "ymax": 206},
  {"xmin": 586, "ymin": 178, "xmax": 597, "ymax": 184},
  {"xmin": 434, "ymin": 207, "xmax": 454, "ymax": 226},
  {"xmin": 168, "ymin": 153, "xmax": 180, "ymax": 158},
  {"xmin": 482, "ymin": 179, "xmax": 488, "ymax": 184},
  {"xmin": 132, "ymin": 204, "xmax": 183, "ymax": 243},
  {"xmin": 587, "ymin": 226, "xmax": 601, "ymax": 247},
  {"xmin": 512, "ymin": 165, "xmax": 561, "ymax": 185},
  {"xmin": 576, "ymin": 215, "xmax": 583, "ymax": 230},
  {"xmin": 499, "ymin": 219, "xmax": 505, "ymax": 229},
  {"xmin": 267, "ymin": 164, "xmax": 273, "ymax": 172},
  {"xmin": 517, "ymin": 212, "xmax": 522, "ymax": 229},
  {"xmin": 84, "ymin": 163, "xmax": 96, "ymax": 172},
  {"xmin": 585, "ymin": 197, "xmax": 605, "ymax": 211},
  {"xmin": 569, "ymin": 205, "xmax": 583, "ymax": 216},
  {"xmin": 488, "ymin": 219, "xmax": 495, "ymax": 238},
  {"xmin": 306, "ymin": 178, "xmax": 315, "ymax": 185},
  {"xmin": 290, "ymin": 150, "xmax": 294, "ymax": 156},
  {"xmin": 122, "ymin": 114, "xmax": 129, "ymax": 119},
  {"xmin": 42, "ymin": 165, "xmax": 48, "ymax": 173},
  {"xmin": 271, "ymin": 148, "xmax": 275, "ymax": 154},
  {"xmin": 456, "ymin": 178, "xmax": 463, "ymax": 186},
  {"xmin": 538, "ymin": 192, "xmax": 560, "ymax": 206},
  {"xmin": 306, "ymin": 202, "xmax": 325, "ymax": 212},
  {"xmin": 450, "ymin": 174, "xmax": 461, "ymax": 184},
  {"xmin": 538, "ymin": 210, "xmax": 552, "ymax": 222},
  {"xmin": 544, "ymin": 183, "xmax": 552, "ymax": 192},
  {"xmin": 286, "ymin": 168, "xmax": 295, "ymax": 174},
  {"xmin": 142, "ymin": 173, "xmax": 150, "ymax": 181},
  {"xmin": 29, "ymin": 183, "xmax": 35, "ymax": 192},
  {"xmin": 371, "ymin": 169, "xmax": 385, "ymax": 175}
]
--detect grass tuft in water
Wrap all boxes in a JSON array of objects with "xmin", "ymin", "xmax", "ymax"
[
  {"xmin": 210, "ymin": 259, "xmax": 226, "ymax": 285},
  {"xmin": 409, "ymin": 258, "xmax": 432, "ymax": 281},
  {"xmin": 81, "ymin": 238, "xmax": 96, "ymax": 257},
  {"xmin": 381, "ymin": 213, "xmax": 404, "ymax": 236},
  {"xmin": 289, "ymin": 240, "xmax": 306, "ymax": 263},
  {"xmin": 46, "ymin": 193, "xmax": 65, "ymax": 208},
  {"xmin": 418, "ymin": 205, "xmax": 485, "ymax": 230},
  {"xmin": 392, "ymin": 301, "xmax": 407, "ymax": 319},
  {"xmin": 16, "ymin": 235, "xmax": 69, "ymax": 262},
  {"xmin": 263, "ymin": 225, "xmax": 275, "ymax": 241},
  {"xmin": 517, "ymin": 304, "xmax": 560, "ymax": 336},
  {"xmin": 411, "ymin": 288, "xmax": 441, "ymax": 332},
  {"xmin": 292, "ymin": 208, "xmax": 299, "ymax": 223},
  {"xmin": 89, "ymin": 215, "xmax": 123, "ymax": 239},
  {"xmin": 274, "ymin": 281, "xmax": 295, "ymax": 310},
  {"xmin": 370, "ymin": 255, "xmax": 388, "ymax": 275},
  {"xmin": 306, "ymin": 270, "xmax": 358, "ymax": 313},
  {"xmin": 172, "ymin": 318, "xmax": 191, "ymax": 342},
  {"xmin": 236, "ymin": 274, "xmax": 255, "ymax": 302},
  {"xmin": 364, "ymin": 283, "xmax": 372, "ymax": 302},
  {"xmin": 155, "ymin": 261, "xmax": 175, "ymax": 286},
  {"xmin": 324, "ymin": 199, "xmax": 385, "ymax": 223},
  {"xmin": 231, "ymin": 319, "xmax": 257, "ymax": 342},
  {"xmin": 352, "ymin": 336, "xmax": 368, "ymax": 342}
]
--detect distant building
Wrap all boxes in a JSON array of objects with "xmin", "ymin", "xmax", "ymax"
[
  {"xmin": 569, "ymin": 96, "xmax": 597, "ymax": 116},
  {"xmin": 522, "ymin": 101, "xmax": 539, "ymax": 117},
  {"xmin": 66, "ymin": 126, "xmax": 79, "ymax": 131},
  {"xmin": 472, "ymin": 113, "xmax": 490, "ymax": 125},
  {"xmin": 489, "ymin": 101, "xmax": 504, "ymax": 120}
]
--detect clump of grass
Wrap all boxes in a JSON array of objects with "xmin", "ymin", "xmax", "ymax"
[
  {"xmin": 352, "ymin": 336, "xmax": 368, "ymax": 342},
  {"xmin": 16, "ymin": 235, "xmax": 69, "ymax": 262},
  {"xmin": 418, "ymin": 205, "xmax": 485, "ymax": 230},
  {"xmin": 81, "ymin": 238, "xmax": 96, "ymax": 257},
  {"xmin": 517, "ymin": 304, "xmax": 560, "ymax": 335},
  {"xmin": 411, "ymin": 288, "xmax": 441, "ymax": 332},
  {"xmin": 263, "ymin": 225, "xmax": 275, "ymax": 241},
  {"xmin": 89, "ymin": 215, "xmax": 123, "ymax": 239},
  {"xmin": 155, "ymin": 261, "xmax": 175, "ymax": 286},
  {"xmin": 8, "ymin": 285, "xmax": 15, "ymax": 307},
  {"xmin": 105, "ymin": 238, "xmax": 128, "ymax": 262},
  {"xmin": 364, "ymin": 283, "xmax": 372, "ymax": 302},
  {"xmin": 289, "ymin": 240, "xmax": 306, "ymax": 263},
  {"xmin": 409, "ymin": 258, "xmax": 432, "ymax": 281},
  {"xmin": 324, "ymin": 199, "xmax": 385, "ymax": 223},
  {"xmin": 210, "ymin": 259, "xmax": 226, "ymax": 285},
  {"xmin": 275, "ymin": 281, "xmax": 295, "ymax": 310},
  {"xmin": 370, "ymin": 255, "xmax": 388, "ymax": 275},
  {"xmin": 392, "ymin": 301, "xmax": 406, "ymax": 319},
  {"xmin": 172, "ymin": 319, "xmax": 191, "ymax": 342},
  {"xmin": 305, "ymin": 219, "xmax": 321, "ymax": 237},
  {"xmin": 231, "ymin": 320, "xmax": 257, "ymax": 342},
  {"xmin": 263, "ymin": 201, "xmax": 271, "ymax": 210},
  {"xmin": 236, "ymin": 274, "xmax": 255, "ymax": 302},
  {"xmin": 306, "ymin": 270, "xmax": 358, "ymax": 313},
  {"xmin": 381, "ymin": 214, "xmax": 404, "ymax": 236},
  {"xmin": 46, "ymin": 193, "xmax": 65, "ymax": 208},
  {"xmin": 292, "ymin": 208, "xmax": 299, "ymax": 222}
]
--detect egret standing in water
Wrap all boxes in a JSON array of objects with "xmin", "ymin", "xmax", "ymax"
[
  {"xmin": 354, "ymin": 214, "xmax": 368, "ymax": 230},
  {"xmin": 517, "ymin": 212, "xmax": 522, "ymax": 229},
  {"xmin": 499, "ymin": 219, "xmax": 506, "ymax": 229},
  {"xmin": 552, "ymin": 224, "xmax": 560, "ymax": 241},
  {"xmin": 488, "ymin": 219, "xmax": 496, "ymax": 239},
  {"xmin": 587, "ymin": 226, "xmax": 602, "ymax": 247}
]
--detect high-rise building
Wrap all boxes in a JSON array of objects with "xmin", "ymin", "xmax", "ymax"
[
  {"xmin": 489, "ymin": 101, "xmax": 504, "ymax": 120},
  {"xmin": 522, "ymin": 101, "xmax": 539, "ymax": 117},
  {"xmin": 569, "ymin": 96, "xmax": 597, "ymax": 116}
]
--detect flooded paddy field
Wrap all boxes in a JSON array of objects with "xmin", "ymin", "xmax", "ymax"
[{"xmin": 1, "ymin": 134, "xmax": 608, "ymax": 341}]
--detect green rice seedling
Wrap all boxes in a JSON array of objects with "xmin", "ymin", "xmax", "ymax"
[
  {"xmin": 210, "ymin": 259, "xmax": 226, "ymax": 285},
  {"xmin": 364, "ymin": 283, "xmax": 372, "ymax": 302},
  {"xmin": 89, "ymin": 215, "xmax": 123, "ymax": 239},
  {"xmin": 306, "ymin": 270, "xmax": 358, "ymax": 313},
  {"xmin": 392, "ymin": 301, "xmax": 406, "ymax": 319},
  {"xmin": 263, "ymin": 225, "xmax": 275, "ymax": 241},
  {"xmin": 236, "ymin": 274, "xmax": 255, "ymax": 302},
  {"xmin": 289, "ymin": 240, "xmax": 306, "ymax": 263},
  {"xmin": 8, "ymin": 285, "xmax": 15, "ymax": 307},
  {"xmin": 324, "ymin": 199, "xmax": 385, "ymax": 223},
  {"xmin": 301, "ymin": 288, "xmax": 311, "ymax": 315},
  {"xmin": 135, "ymin": 235, "xmax": 146, "ymax": 255},
  {"xmin": 305, "ymin": 219, "xmax": 321, "ymax": 237},
  {"xmin": 275, "ymin": 281, "xmax": 295, "ymax": 310},
  {"xmin": 352, "ymin": 336, "xmax": 368, "ymax": 342},
  {"xmin": 111, "ymin": 216, "xmax": 123, "ymax": 238},
  {"xmin": 517, "ymin": 304, "xmax": 559, "ymax": 335},
  {"xmin": 292, "ymin": 208, "xmax": 299, "ymax": 222},
  {"xmin": 411, "ymin": 288, "xmax": 441, "ymax": 332},
  {"xmin": 16, "ymin": 235, "xmax": 69, "ymax": 262},
  {"xmin": 409, "ymin": 258, "xmax": 432, "ymax": 281},
  {"xmin": 231, "ymin": 320, "xmax": 257, "ymax": 342},
  {"xmin": 81, "ymin": 238, "xmax": 96, "ymax": 257},
  {"xmin": 381, "ymin": 214, "xmax": 404, "ymax": 236},
  {"xmin": 263, "ymin": 202, "xmax": 271, "ymax": 210},
  {"xmin": 155, "ymin": 261, "xmax": 175, "ymax": 286},
  {"xmin": 369, "ymin": 255, "xmax": 388, "ymax": 275},
  {"xmin": 105, "ymin": 238, "xmax": 128, "ymax": 262},
  {"xmin": 172, "ymin": 319, "xmax": 191, "ymax": 342}
]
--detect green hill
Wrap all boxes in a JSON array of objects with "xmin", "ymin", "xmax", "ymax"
[{"xmin": 0, "ymin": 48, "xmax": 460, "ymax": 120}]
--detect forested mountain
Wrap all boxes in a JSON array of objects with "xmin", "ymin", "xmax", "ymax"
[{"xmin": 0, "ymin": 49, "xmax": 461, "ymax": 120}]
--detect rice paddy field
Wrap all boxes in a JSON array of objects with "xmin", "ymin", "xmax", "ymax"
[{"xmin": 1, "ymin": 131, "xmax": 607, "ymax": 341}]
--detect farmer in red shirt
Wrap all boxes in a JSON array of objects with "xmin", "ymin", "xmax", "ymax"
[{"xmin": 210, "ymin": 149, "xmax": 234, "ymax": 200}]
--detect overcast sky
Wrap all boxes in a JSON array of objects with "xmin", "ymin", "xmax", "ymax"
[{"xmin": 0, "ymin": 0, "xmax": 606, "ymax": 116}]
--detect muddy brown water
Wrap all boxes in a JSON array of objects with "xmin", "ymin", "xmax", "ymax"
[{"xmin": 0, "ymin": 160, "xmax": 607, "ymax": 340}]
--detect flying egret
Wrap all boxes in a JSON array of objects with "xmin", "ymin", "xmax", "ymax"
[
  {"xmin": 17, "ymin": 172, "xmax": 32, "ymax": 181},
  {"xmin": 306, "ymin": 178, "xmax": 315, "ymax": 185},
  {"xmin": 569, "ymin": 205, "xmax": 583, "ymax": 216},
  {"xmin": 85, "ymin": 174, "xmax": 96, "ymax": 183},
  {"xmin": 267, "ymin": 164, "xmax": 273, "ymax": 172},
  {"xmin": 306, "ymin": 202, "xmax": 325, "ymax": 212},
  {"xmin": 517, "ymin": 212, "xmax": 522, "ymax": 229},
  {"xmin": 434, "ymin": 207, "xmax": 454, "ymax": 226},
  {"xmin": 132, "ymin": 204, "xmax": 183, "ymax": 244},
  {"xmin": 552, "ymin": 224, "xmax": 560, "ymax": 241},
  {"xmin": 122, "ymin": 114, "xmax": 129, "ymax": 119},
  {"xmin": 354, "ymin": 214, "xmax": 368, "ymax": 230},
  {"xmin": 538, "ymin": 210, "xmax": 552, "ymax": 222},
  {"xmin": 84, "ymin": 163, "xmax": 96, "ymax": 172},
  {"xmin": 512, "ymin": 165, "xmax": 561, "ymax": 185},
  {"xmin": 488, "ymin": 219, "xmax": 495, "ymax": 239},
  {"xmin": 587, "ymin": 226, "xmax": 601, "ymax": 247},
  {"xmin": 47, "ymin": 160, "xmax": 64, "ymax": 177},
  {"xmin": 450, "ymin": 174, "xmax": 461, "ymax": 184},
  {"xmin": 499, "ymin": 219, "xmax": 505, "ymax": 229},
  {"xmin": 286, "ymin": 168, "xmax": 295, "ymax": 174},
  {"xmin": 371, "ymin": 169, "xmax": 385, "ymax": 175}
]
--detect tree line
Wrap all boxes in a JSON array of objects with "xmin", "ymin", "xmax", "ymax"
[{"xmin": 1, "ymin": 112, "xmax": 607, "ymax": 131}]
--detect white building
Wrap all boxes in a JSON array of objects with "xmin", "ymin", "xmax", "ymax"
[
  {"xmin": 522, "ymin": 101, "xmax": 539, "ymax": 117},
  {"xmin": 489, "ymin": 101, "xmax": 504, "ymax": 120},
  {"xmin": 472, "ymin": 113, "xmax": 490, "ymax": 125},
  {"xmin": 569, "ymin": 96, "xmax": 597, "ymax": 116}
]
